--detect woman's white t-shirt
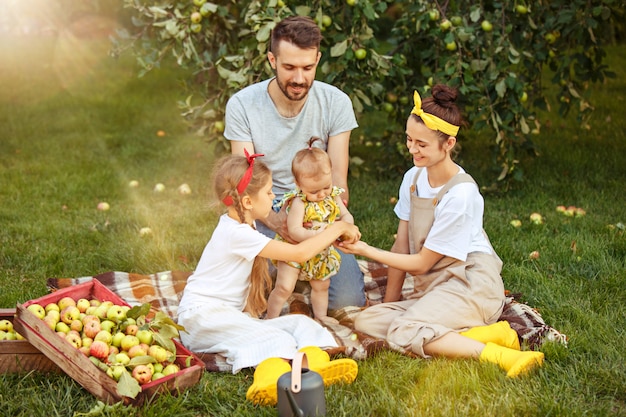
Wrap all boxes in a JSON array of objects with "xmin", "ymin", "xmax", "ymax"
[
  {"xmin": 178, "ymin": 214, "xmax": 271, "ymax": 314},
  {"xmin": 393, "ymin": 166, "xmax": 494, "ymax": 261}
]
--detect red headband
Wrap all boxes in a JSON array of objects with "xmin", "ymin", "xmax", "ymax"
[{"xmin": 223, "ymin": 150, "xmax": 264, "ymax": 206}]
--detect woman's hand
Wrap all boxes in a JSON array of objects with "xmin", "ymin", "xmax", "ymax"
[{"xmin": 336, "ymin": 222, "xmax": 361, "ymax": 244}]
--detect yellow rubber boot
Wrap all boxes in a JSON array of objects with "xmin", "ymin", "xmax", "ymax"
[
  {"xmin": 246, "ymin": 357, "xmax": 291, "ymax": 406},
  {"xmin": 480, "ymin": 342, "xmax": 544, "ymax": 377},
  {"xmin": 460, "ymin": 321, "xmax": 521, "ymax": 350},
  {"xmin": 298, "ymin": 346, "xmax": 358, "ymax": 386}
]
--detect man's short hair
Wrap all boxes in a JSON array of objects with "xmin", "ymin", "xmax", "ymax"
[{"xmin": 270, "ymin": 16, "xmax": 322, "ymax": 55}]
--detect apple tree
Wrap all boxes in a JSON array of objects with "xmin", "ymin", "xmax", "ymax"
[{"xmin": 113, "ymin": 0, "xmax": 618, "ymax": 187}]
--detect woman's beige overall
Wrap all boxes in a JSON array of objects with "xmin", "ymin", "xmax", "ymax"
[{"xmin": 354, "ymin": 170, "xmax": 506, "ymax": 357}]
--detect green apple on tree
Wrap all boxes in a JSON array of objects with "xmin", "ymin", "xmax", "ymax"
[
  {"xmin": 439, "ymin": 19, "xmax": 451, "ymax": 31},
  {"xmin": 354, "ymin": 48, "xmax": 367, "ymax": 60},
  {"xmin": 190, "ymin": 12, "xmax": 202, "ymax": 24},
  {"xmin": 481, "ymin": 20, "xmax": 493, "ymax": 32},
  {"xmin": 193, "ymin": 0, "xmax": 206, "ymax": 6}
]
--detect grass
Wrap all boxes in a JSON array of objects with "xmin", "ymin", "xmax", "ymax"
[{"xmin": 1, "ymin": 28, "xmax": 625, "ymax": 416}]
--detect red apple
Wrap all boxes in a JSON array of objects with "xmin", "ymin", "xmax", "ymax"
[
  {"xmin": 57, "ymin": 297, "xmax": 76, "ymax": 311},
  {"xmin": 83, "ymin": 320, "xmax": 101, "ymax": 339},
  {"xmin": 125, "ymin": 324, "xmax": 138, "ymax": 336},
  {"xmin": 90, "ymin": 340, "xmax": 110, "ymax": 360},
  {"xmin": 132, "ymin": 364, "xmax": 153, "ymax": 385},
  {"xmin": 94, "ymin": 330, "xmax": 113, "ymax": 345}
]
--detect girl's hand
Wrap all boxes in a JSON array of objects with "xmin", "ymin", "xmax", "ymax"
[{"xmin": 337, "ymin": 239, "xmax": 368, "ymax": 255}]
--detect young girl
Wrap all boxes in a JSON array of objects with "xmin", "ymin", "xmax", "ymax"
[
  {"xmin": 266, "ymin": 138, "xmax": 354, "ymax": 324},
  {"xmin": 339, "ymin": 85, "xmax": 545, "ymax": 378},
  {"xmin": 177, "ymin": 152, "xmax": 360, "ymax": 404}
]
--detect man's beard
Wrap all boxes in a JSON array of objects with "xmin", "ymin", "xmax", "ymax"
[{"xmin": 275, "ymin": 74, "xmax": 312, "ymax": 101}]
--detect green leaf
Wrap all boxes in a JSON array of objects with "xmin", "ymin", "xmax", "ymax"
[
  {"xmin": 495, "ymin": 79, "xmax": 507, "ymax": 98},
  {"xmin": 117, "ymin": 370, "xmax": 141, "ymax": 399},
  {"xmin": 330, "ymin": 40, "xmax": 348, "ymax": 58},
  {"xmin": 127, "ymin": 303, "xmax": 151, "ymax": 320},
  {"xmin": 153, "ymin": 332, "xmax": 177, "ymax": 353},
  {"xmin": 129, "ymin": 355, "xmax": 156, "ymax": 367}
]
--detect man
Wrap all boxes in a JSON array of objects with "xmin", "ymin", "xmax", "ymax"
[{"xmin": 224, "ymin": 15, "xmax": 366, "ymax": 310}]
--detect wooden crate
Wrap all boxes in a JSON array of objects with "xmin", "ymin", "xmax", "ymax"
[
  {"xmin": 13, "ymin": 280, "xmax": 204, "ymax": 406},
  {"xmin": 0, "ymin": 308, "xmax": 61, "ymax": 373}
]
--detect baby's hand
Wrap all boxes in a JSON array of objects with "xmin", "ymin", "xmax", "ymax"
[{"xmin": 337, "ymin": 239, "xmax": 368, "ymax": 255}]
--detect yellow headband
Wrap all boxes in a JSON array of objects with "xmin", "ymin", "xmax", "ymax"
[{"xmin": 410, "ymin": 90, "xmax": 459, "ymax": 137}]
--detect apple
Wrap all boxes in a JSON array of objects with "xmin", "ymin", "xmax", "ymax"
[
  {"xmin": 27, "ymin": 304, "xmax": 46, "ymax": 319},
  {"xmin": 90, "ymin": 340, "xmax": 110, "ymax": 360},
  {"xmin": 128, "ymin": 180, "xmax": 139, "ymax": 188},
  {"xmin": 97, "ymin": 202, "xmax": 110, "ymax": 211},
  {"xmin": 0, "ymin": 319, "xmax": 13, "ymax": 333},
  {"xmin": 55, "ymin": 322, "xmax": 71, "ymax": 334},
  {"xmin": 428, "ymin": 9, "xmax": 440, "ymax": 21},
  {"xmin": 148, "ymin": 345, "xmax": 171, "ymax": 363},
  {"xmin": 439, "ymin": 19, "xmax": 451, "ymax": 31},
  {"xmin": 65, "ymin": 332, "xmax": 82, "ymax": 349},
  {"xmin": 111, "ymin": 331, "xmax": 126, "ymax": 348},
  {"xmin": 100, "ymin": 320, "xmax": 116, "ymax": 333},
  {"xmin": 58, "ymin": 297, "xmax": 76, "ymax": 311},
  {"xmin": 42, "ymin": 315, "xmax": 58, "ymax": 330},
  {"xmin": 510, "ymin": 219, "xmax": 522, "ymax": 228},
  {"xmin": 109, "ymin": 345, "xmax": 119, "ymax": 356},
  {"xmin": 162, "ymin": 363, "xmax": 180, "ymax": 376},
  {"xmin": 520, "ymin": 91, "xmax": 528, "ymax": 103},
  {"xmin": 154, "ymin": 183, "xmax": 165, "ymax": 192},
  {"xmin": 529, "ymin": 251, "xmax": 540, "ymax": 260},
  {"xmin": 193, "ymin": 0, "xmax": 206, "ymax": 6},
  {"xmin": 94, "ymin": 330, "xmax": 113, "ymax": 345},
  {"xmin": 382, "ymin": 102, "xmax": 394, "ymax": 113},
  {"xmin": 346, "ymin": 0, "xmax": 356, "ymax": 5},
  {"xmin": 107, "ymin": 364, "xmax": 126, "ymax": 381},
  {"xmin": 0, "ymin": 331, "xmax": 6, "ymax": 341},
  {"xmin": 139, "ymin": 227, "xmax": 153, "ymax": 236},
  {"xmin": 322, "ymin": 15, "xmax": 332, "ymax": 28},
  {"xmin": 106, "ymin": 305, "xmax": 126, "ymax": 323},
  {"xmin": 190, "ymin": 23, "xmax": 202, "ymax": 33},
  {"xmin": 132, "ymin": 364, "xmax": 153, "ymax": 385},
  {"xmin": 481, "ymin": 20, "xmax": 493, "ymax": 32},
  {"xmin": 178, "ymin": 184, "xmax": 192, "ymax": 195},
  {"xmin": 79, "ymin": 346, "xmax": 91, "ymax": 356},
  {"xmin": 213, "ymin": 120, "xmax": 225, "ymax": 133},
  {"xmin": 575, "ymin": 208, "xmax": 586, "ymax": 217},
  {"xmin": 125, "ymin": 324, "xmax": 138, "ymax": 336},
  {"xmin": 200, "ymin": 2, "xmax": 215, "ymax": 16},
  {"xmin": 70, "ymin": 319, "xmax": 83, "ymax": 333},
  {"xmin": 556, "ymin": 205, "xmax": 567, "ymax": 213},
  {"xmin": 83, "ymin": 320, "xmax": 101, "ymax": 339},
  {"xmin": 152, "ymin": 372, "xmax": 165, "ymax": 381},
  {"xmin": 451, "ymin": 16, "xmax": 463, "ymax": 26},
  {"xmin": 60, "ymin": 306, "xmax": 81, "ymax": 324},
  {"xmin": 190, "ymin": 12, "xmax": 202, "ymax": 24},
  {"xmin": 89, "ymin": 299, "xmax": 101, "ymax": 307},
  {"xmin": 45, "ymin": 303, "xmax": 60, "ymax": 313},
  {"xmin": 136, "ymin": 329, "xmax": 154, "ymax": 345},
  {"xmin": 114, "ymin": 352, "xmax": 131, "ymax": 365},
  {"xmin": 81, "ymin": 314, "xmax": 99, "ymax": 326},
  {"xmin": 445, "ymin": 41, "xmax": 457, "ymax": 51},
  {"xmin": 75, "ymin": 298, "xmax": 91, "ymax": 313},
  {"xmin": 120, "ymin": 335, "xmax": 140, "ymax": 351},
  {"xmin": 82, "ymin": 337, "xmax": 93, "ymax": 349},
  {"xmin": 46, "ymin": 309, "xmax": 61, "ymax": 323},
  {"xmin": 529, "ymin": 213, "xmax": 543, "ymax": 225},
  {"xmin": 354, "ymin": 48, "xmax": 367, "ymax": 60},
  {"xmin": 128, "ymin": 344, "xmax": 148, "ymax": 359},
  {"xmin": 153, "ymin": 363, "xmax": 164, "ymax": 374},
  {"xmin": 515, "ymin": 5, "xmax": 528, "ymax": 15},
  {"xmin": 545, "ymin": 32, "xmax": 557, "ymax": 44}
]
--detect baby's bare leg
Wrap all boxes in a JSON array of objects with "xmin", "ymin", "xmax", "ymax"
[
  {"xmin": 266, "ymin": 262, "xmax": 299, "ymax": 319},
  {"xmin": 309, "ymin": 279, "xmax": 338, "ymax": 324}
]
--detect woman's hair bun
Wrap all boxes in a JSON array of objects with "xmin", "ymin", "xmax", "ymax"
[{"xmin": 431, "ymin": 84, "xmax": 458, "ymax": 109}]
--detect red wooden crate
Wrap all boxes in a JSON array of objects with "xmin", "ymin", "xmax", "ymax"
[
  {"xmin": 13, "ymin": 280, "xmax": 204, "ymax": 406},
  {"xmin": 0, "ymin": 308, "xmax": 61, "ymax": 373}
]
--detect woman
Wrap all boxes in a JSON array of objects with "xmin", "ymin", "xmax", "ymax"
[{"xmin": 339, "ymin": 85, "xmax": 544, "ymax": 377}]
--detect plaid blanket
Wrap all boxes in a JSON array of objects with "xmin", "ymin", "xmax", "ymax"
[{"xmin": 47, "ymin": 260, "xmax": 567, "ymax": 372}]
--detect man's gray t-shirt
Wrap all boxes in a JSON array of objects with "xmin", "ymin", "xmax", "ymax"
[{"xmin": 224, "ymin": 78, "xmax": 358, "ymax": 198}]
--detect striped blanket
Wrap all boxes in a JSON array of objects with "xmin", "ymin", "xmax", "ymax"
[{"xmin": 46, "ymin": 260, "xmax": 567, "ymax": 372}]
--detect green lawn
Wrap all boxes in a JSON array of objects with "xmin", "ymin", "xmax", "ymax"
[{"xmin": 0, "ymin": 29, "xmax": 625, "ymax": 417}]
